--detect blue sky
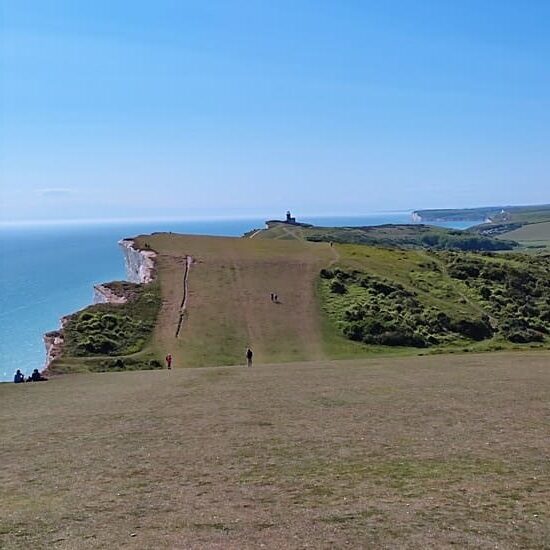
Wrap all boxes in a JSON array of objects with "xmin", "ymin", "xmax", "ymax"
[{"xmin": 1, "ymin": 0, "xmax": 549, "ymax": 222}]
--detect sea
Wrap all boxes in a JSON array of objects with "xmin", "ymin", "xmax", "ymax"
[{"xmin": 0, "ymin": 213, "xmax": 476, "ymax": 382}]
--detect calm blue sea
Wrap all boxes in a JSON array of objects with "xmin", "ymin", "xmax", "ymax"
[{"xmin": 0, "ymin": 214, "xmax": 475, "ymax": 381}]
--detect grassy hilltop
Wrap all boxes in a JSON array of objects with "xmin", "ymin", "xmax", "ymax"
[
  {"xmin": 48, "ymin": 225, "xmax": 549, "ymax": 374},
  {"xmin": 253, "ymin": 221, "xmax": 517, "ymax": 251}
]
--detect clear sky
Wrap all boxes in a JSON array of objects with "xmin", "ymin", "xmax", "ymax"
[{"xmin": 1, "ymin": 0, "xmax": 549, "ymax": 222}]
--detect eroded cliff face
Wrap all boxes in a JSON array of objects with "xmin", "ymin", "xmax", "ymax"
[
  {"xmin": 43, "ymin": 331, "xmax": 64, "ymax": 367},
  {"xmin": 119, "ymin": 239, "xmax": 157, "ymax": 283},
  {"xmin": 44, "ymin": 238, "xmax": 157, "ymax": 372},
  {"xmin": 43, "ymin": 315, "xmax": 71, "ymax": 369},
  {"xmin": 93, "ymin": 284, "xmax": 128, "ymax": 304}
]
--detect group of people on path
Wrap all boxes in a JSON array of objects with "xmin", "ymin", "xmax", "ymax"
[
  {"xmin": 13, "ymin": 369, "xmax": 48, "ymax": 383},
  {"xmin": 270, "ymin": 292, "xmax": 279, "ymax": 303}
]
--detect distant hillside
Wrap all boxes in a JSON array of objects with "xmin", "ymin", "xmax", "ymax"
[
  {"xmin": 414, "ymin": 204, "xmax": 550, "ymax": 224},
  {"xmin": 496, "ymin": 221, "xmax": 550, "ymax": 251},
  {"xmin": 257, "ymin": 223, "xmax": 517, "ymax": 252}
]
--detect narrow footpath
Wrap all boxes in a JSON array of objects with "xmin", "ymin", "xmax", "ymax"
[{"xmin": 175, "ymin": 256, "xmax": 193, "ymax": 338}]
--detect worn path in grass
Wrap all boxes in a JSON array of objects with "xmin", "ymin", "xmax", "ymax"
[
  {"xmin": 136, "ymin": 234, "xmax": 335, "ymax": 368},
  {"xmin": 1, "ymin": 351, "xmax": 548, "ymax": 549}
]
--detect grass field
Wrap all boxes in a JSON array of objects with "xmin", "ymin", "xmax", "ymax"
[
  {"xmin": 1, "ymin": 352, "xmax": 549, "ymax": 549},
  {"xmin": 133, "ymin": 233, "xmax": 338, "ymax": 368},
  {"xmin": 500, "ymin": 221, "xmax": 550, "ymax": 250}
]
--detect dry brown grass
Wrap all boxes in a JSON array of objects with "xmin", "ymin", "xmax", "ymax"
[
  {"xmin": 1, "ymin": 351, "xmax": 549, "ymax": 549},
  {"xmin": 136, "ymin": 234, "xmax": 335, "ymax": 368}
]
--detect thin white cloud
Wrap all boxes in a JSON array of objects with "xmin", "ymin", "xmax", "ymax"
[{"xmin": 38, "ymin": 188, "xmax": 74, "ymax": 198}]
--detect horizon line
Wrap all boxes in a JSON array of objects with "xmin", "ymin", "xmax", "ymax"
[{"xmin": 0, "ymin": 211, "xmax": 417, "ymax": 228}]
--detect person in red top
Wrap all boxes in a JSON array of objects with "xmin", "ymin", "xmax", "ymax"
[{"xmin": 165, "ymin": 354, "xmax": 172, "ymax": 369}]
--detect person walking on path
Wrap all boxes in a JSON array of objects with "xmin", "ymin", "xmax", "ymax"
[
  {"xmin": 165, "ymin": 354, "xmax": 172, "ymax": 370},
  {"xmin": 246, "ymin": 347, "xmax": 253, "ymax": 368}
]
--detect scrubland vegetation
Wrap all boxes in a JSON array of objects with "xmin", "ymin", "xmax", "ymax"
[
  {"xmin": 303, "ymin": 224, "xmax": 517, "ymax": 251},
  {"xmin": 51, "ymin": 282, "xmax": 162, "ymax": 373},
  {"xmin": 321, "ymin": 245, "xmax": 550, "ymax": 351}
]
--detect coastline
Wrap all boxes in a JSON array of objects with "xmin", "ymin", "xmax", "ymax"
[{"xmin": 42, "ymin": 238, "xmax": 158, "ymax": 374}]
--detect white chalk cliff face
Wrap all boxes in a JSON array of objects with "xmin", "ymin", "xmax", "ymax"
[
  {"xmin": 43, "ymin": 331, "xmax": 64, "ymax": 367},
  {"xmin": 119, "ymin": 239, "xmax": 157, "ymax": 283},
  {"xmin": 43, "ymin": 315, "xmax": 70, "ymax": 368}
]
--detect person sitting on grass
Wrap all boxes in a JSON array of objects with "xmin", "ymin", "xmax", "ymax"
[
  {"xmin": 13, "ymin": 369, "xmax": 25, "ymax": 383},
  {"xmin": 29, "ymin": 369, "xmax": 48, "ymax": 382}
]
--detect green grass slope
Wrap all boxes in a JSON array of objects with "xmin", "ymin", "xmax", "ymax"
[
  {"xmin": 498, "ymin": 220, "xmax": 550, "ymax": 251},
  {"xmin": 320, "ymin": 244, "xmax": 550, "ymax": 353}
]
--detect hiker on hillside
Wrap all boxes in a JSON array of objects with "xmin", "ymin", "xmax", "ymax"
[
  {"xmin": 29, "ymin": 369, "xmax": 47, "ymax": 382},
  {"xmin": 246, "ymin": 347, "xmax": 253, "ymax": 368},
  {"xmin": 13, "ymin": 370, "xmax": 25, "ymax": 383},
  {"xmin": 165, "ymin": 354, "xmax": 172, "ymax": 370}
]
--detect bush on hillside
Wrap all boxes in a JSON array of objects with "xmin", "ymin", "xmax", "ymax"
[
  {"xmin": 320, "ymin": 251, "xmax": 550, "ymax": 349},
  {"xmin": 63, "ymin": 282, "xmax": 161, "ymax": 357}
]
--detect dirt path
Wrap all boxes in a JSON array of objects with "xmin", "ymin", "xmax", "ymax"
[
  {"xmin": 175, "ymin": 256, "xmax": 192, "ymax": 338},
  {"xmin": 248, "ymin": 229, "xmax": 263, "ymax": 239}
]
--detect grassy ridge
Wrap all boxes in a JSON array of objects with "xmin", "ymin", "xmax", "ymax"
[
  {"xmin": 415, "ymin": 203, "xmax": 550, "ymax": 223},
  {"xmin": 258, "ymin": 222, "xmax": 516, "ymax": 251},
  {"xmin": 135, "ymin": 233, "xmax": 334, "ymax": 369}
]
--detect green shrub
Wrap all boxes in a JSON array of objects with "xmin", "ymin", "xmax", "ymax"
[
  {"xmin": 449, "ymin": 318, "xmax": 493, "ymax": 341},
  {"xmin": 330, "ymin": 280, "xmax": 347, "ymax": 294},
  {"xmin": 505, "ymin": 329, "xmax": 545, "ymax": 343},
  {"xmin": 63, "ymin": 282, "xmax": 161, "ymax": 357}
]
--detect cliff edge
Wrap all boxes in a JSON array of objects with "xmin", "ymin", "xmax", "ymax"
[{"xmin": 43, "ymin": 238, "xmax": 158, "ymax": 372}]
